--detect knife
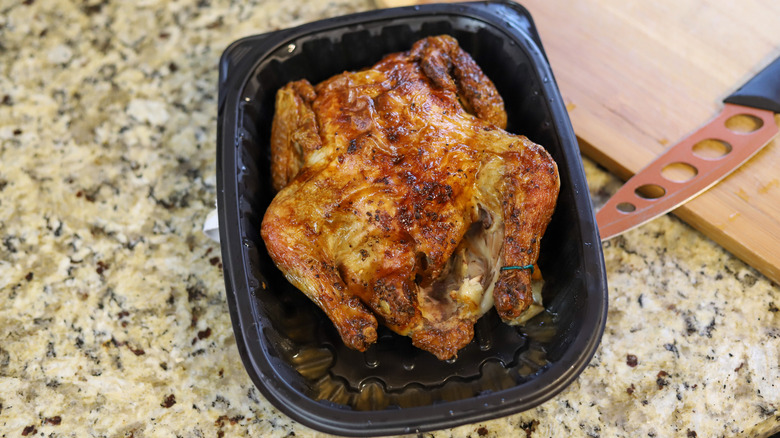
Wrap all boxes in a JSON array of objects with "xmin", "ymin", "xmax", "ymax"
[{"xmin": 597, "ymin": 55, "xmax": 780, "ymax": 240}]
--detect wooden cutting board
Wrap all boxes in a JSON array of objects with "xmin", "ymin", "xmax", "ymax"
[{"xmin": 378, "ymin": 0, "xmax": 780, "ymax": 284}]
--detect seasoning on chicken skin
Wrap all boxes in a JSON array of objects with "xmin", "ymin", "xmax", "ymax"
[{"xmin": 261, "ymin": 35, "xmax": 559, "ymax": 360}]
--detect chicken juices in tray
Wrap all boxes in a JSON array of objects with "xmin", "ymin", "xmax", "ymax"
[{"xmin": 260, "ymin": 35, "xmax": 560, "ymax": 360}]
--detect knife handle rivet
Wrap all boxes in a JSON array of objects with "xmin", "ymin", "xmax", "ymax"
[{"xmin": 616, "ymin": 202, "xmax": 636, "ymax": 213}]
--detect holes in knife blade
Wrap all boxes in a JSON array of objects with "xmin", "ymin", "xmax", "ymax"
[
  {"xmin": 725, "ymin": 114, "xmax": 763, "ymax": 133},
  {"xmin": 661, "ymin": 162, "xmax": 698, "ymax": 183},
  {"xmin": 692, "ymin": 138, "xmax": 732, "ymax": 160},
  {"xmin": 616, "ymin": 202, "xmax": 636, "ymax": 213},
  {"xmin": 635, "ymin": 184, "xmax": 666, "ymax": 199}
]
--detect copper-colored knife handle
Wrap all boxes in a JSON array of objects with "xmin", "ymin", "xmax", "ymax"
[{"xmin": 597, "ymin": 103, "xmax": 779, "ymax": 240}]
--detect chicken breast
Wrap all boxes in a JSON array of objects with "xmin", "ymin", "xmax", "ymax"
[{"xmin": 261, "ymin": 35, "xmax": 560, "ymax": 360}]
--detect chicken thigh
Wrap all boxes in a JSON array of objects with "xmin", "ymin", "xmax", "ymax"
[{"xmin": 261, "ymin": 35, "xmax": 560, "ymax": 360}]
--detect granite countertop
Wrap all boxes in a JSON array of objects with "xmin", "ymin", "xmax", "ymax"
[{"xmin": 1, "ymin": 1, "xmax": 778, "ymax": 437}]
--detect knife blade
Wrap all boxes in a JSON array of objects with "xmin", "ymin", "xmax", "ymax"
[{"xmin": 597, "ymin": 55, "xmax": 780, "ymax": 241}]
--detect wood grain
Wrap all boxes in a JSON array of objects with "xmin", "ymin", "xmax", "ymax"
[{"xmin": 377, "ymin": 0, "xmax": 780, "ymax": 283}]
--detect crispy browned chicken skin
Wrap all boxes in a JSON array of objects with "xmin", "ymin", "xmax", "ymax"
[{"xmin": 261, "ymin": 35, "xmax": 560, "ymax": 360}]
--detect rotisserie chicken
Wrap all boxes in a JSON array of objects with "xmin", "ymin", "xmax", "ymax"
[{"xmin": 261, "ymin": 35, "xmax": 560, "ymax": 360}]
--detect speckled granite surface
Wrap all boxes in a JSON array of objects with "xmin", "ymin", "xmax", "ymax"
[{"xmin": 0, "ymin": 1, "xmax": 778, "ymax": 437}]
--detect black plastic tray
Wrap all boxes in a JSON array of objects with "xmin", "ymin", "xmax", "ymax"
[{"xmin": 216, "ymin": 2, "xmax": 608, "ymax": 436}]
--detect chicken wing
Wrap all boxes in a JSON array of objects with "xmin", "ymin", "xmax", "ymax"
[{"xmin": 261, "ymin": 35, "xmax": 560, "ymax": 360}]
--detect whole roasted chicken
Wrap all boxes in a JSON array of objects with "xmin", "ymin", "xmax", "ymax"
[{"xmin": 261, "ymin": 35, "xmax": 560, "ymax": 360}]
